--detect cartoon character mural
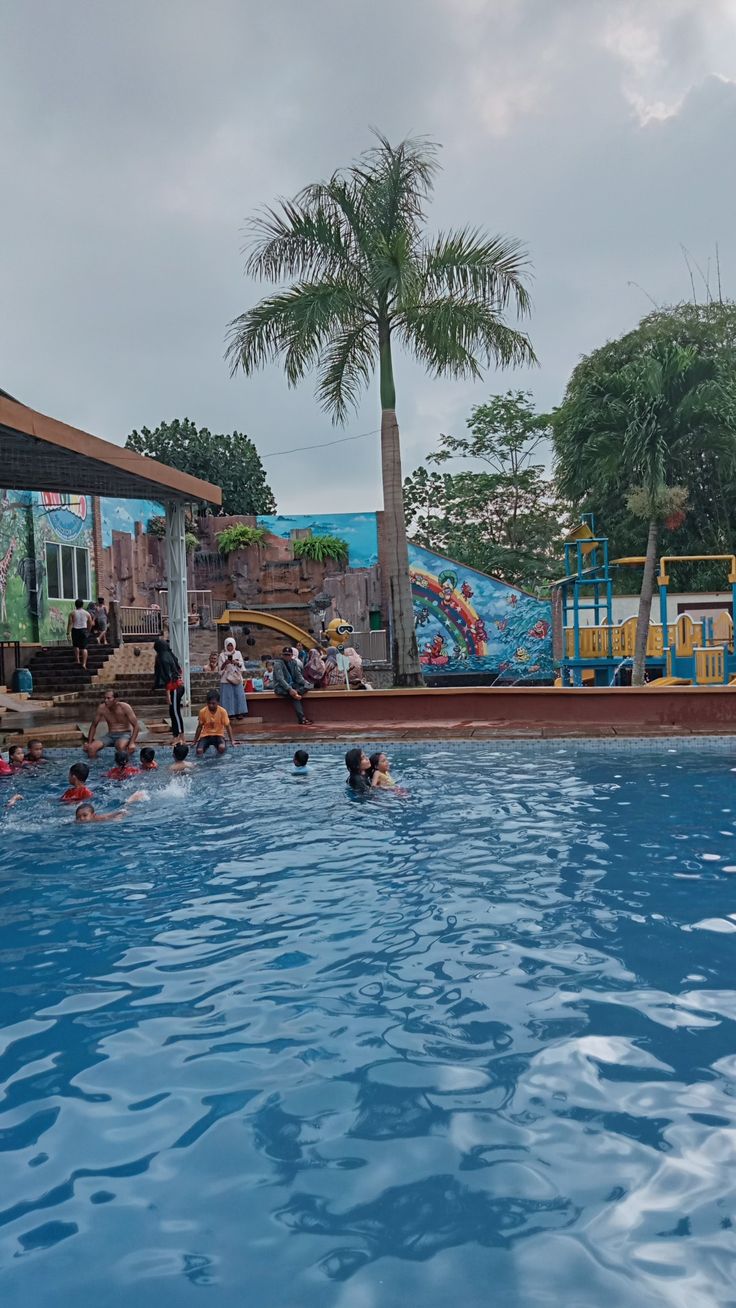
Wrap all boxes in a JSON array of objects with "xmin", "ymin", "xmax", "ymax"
[{"xmin": 408, "ymin": 542, "xmax": 553, "ymax": 679}]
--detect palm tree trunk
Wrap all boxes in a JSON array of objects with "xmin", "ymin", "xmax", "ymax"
[
  {"xmin": 632, "ymin": 517, "xmax": 658, "ymax": 686},
  {"xmin": 379, "ymin": 322, "xmax": 423, "ymax": 687}
]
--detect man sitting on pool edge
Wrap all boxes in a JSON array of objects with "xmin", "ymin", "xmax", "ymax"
[
  {"xmin": 193, "ymin": 689, "xmax": 237, "ymax": 756},
  {"xmin": 84, "ymin": 689, "xmax": 140, "ymax": 760},
  {"xmin": 272, "ymin": 645, "xmax": 313, "ymax": 726}
]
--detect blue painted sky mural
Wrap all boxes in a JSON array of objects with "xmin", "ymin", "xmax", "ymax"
[
  {"xmin": 408, "ymin": 542, "xmax": 553, "ymax": 680},
  {"xmin": 257, "ymin": 513, "xmax": 379, "ymax": 568},
  {"xmin": 100, "ymin": 497, "xmax": 163, "ymax": 547}
]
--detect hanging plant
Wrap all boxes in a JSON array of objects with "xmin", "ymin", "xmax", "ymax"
[
  {"xmin": 293, "ymin": 535, "xmax": 349, "ymax": 564},
  {"xmin": 216, "ymin": 524, "xmax": 267, "ymax": 555}
]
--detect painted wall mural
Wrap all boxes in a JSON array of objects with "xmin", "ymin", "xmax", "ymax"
[
  {"xmin": 0, "ymin": 491, "xmax": 36, "ymax": 642},
  {"xmin": 100, "ymin": 497, "xmax": 163, "ymax": 547},
  {"xmin": 408, "ymin": 542, "xmax": 553, "ymax": 680},
  {"xmin": 0, "ymin": 490, "xmax": 97, "ymax": 644},
  {"xmin": 257, "ymin": 513, "xmax": 379, "ymax": 569}
]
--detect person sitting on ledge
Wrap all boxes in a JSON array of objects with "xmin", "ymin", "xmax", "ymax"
[
  {"xmin": 84, "ymin": 689, "xmax": 140, "ymax": 759},
  {"xmin": 272, "ymin": 646, "xmax": 312, "ymax": 726},
  {"xmin": 193, "ymin": 690, "xmax": 237, "ymax": 756}
]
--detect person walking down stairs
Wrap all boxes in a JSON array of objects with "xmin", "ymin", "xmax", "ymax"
[{"xmin": 67, "ymin": 599, "xmax": 94, "ymax": 669}]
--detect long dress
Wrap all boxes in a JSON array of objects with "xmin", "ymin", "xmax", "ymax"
[{"xmin": 218, "ymin": 653, "xmax": 249, "ymax": 716}]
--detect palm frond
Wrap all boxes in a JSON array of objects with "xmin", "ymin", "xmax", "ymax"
[
  {"xmin": 422, "ymin": 228, "xmax": 533, "ymax": 315},
  {"xmin": 226, "ymin": 279, "xmax": 365, "ymax": 382},
  {"xmin": 243, "ymin": 197, "xmax": 357, "ymax": 282},
  {"xmin": 400, "ymin": 296, "xmax": 537, "ymax": 377},
  {"xmin": 316, "ymin": 322, "xmax": 377, "ymax": 423}
]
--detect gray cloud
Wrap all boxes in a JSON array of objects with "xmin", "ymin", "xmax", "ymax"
[{"xmin": 2, "ymin": 0, "xmax": 736, "ymax": 509}]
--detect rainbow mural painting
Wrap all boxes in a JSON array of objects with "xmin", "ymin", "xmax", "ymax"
[
  {"xmin": 38, "ymin": 492, "xmax": 88, "ymax": 541},
  {"xmin": 408, "ymin": 543, "xmax": 553, "ymax": 680}
]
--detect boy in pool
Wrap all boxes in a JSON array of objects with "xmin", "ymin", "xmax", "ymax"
[
  {"xmin": 139, "ymin": 747, "xmax": 158, "ymax": 771},
  {"xmin": 106, "ymin": 749, "xmax": 140, "ymax": 780},
  {"xmin": 27, "ymin": 739, "xmax": 48, "ymax": 765},
  {"xmin": 170, "ymin": 743, "xmax": 194, "ymax": 773},
  {"xmin": 293, "ymin": 749, "xmax": 310, "ymax": 774},
  {"xmin": 193, "ymin": 690, "xmax": 237, "ymax": 756},
  {"xmin": 75, "ymin": 793, "xmax": 146, "ymax": 822},
  {"xmin": 8, "ymin": 745, "xmax": 26, "ymax": 770},
  {"xmin": 60, "ymin": 762, "xmax": 93, "ymax": 803}
]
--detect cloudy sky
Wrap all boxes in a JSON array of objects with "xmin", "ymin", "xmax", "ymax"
[{"xmin": 3, "ymin": 0, "xmax": 736, "ymax": 511}]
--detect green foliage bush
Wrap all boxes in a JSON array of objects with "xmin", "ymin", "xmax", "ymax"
[{"xmin": 216, "ymin": 524, "xmax": 267, "ymax": 555}]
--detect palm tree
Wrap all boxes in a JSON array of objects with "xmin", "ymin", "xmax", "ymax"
[
  {"xmin": 226, "ymin": 133, "xmax": 535, "ymax": 685},
  {"xmin": 555, "ymin": 342, "xmax": 736, "ymax": 685}
]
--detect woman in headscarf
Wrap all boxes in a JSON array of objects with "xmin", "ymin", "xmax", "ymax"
[
  {"xmin": 153, "ymin": 638, "xmax": 185, "ymax": 743},
  {"xmin": 218, "ymin": 636, "xmax": 248, "ymax": 720},
  {"xmin": 303, "ymin": 645, "xmax": 326, "ymax": 689}
]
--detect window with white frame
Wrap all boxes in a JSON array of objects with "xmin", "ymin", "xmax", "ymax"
[{"xmin": 46, "ymin": 543, "xmax": 91, "ymax": 601}]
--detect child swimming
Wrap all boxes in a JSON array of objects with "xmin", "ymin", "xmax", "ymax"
[
  {"xmin": 170, "ymin": 743, "xmax": 194, "ymax": 773},
  {"xmin": 8, "ymin": 745, "xmax": 25, "ymax": 770},
  {"xmin": 106, "ymin": 749, "xmax": 140, "ymax": 780},
  {"xmin": 293, "ymin": 749, "xmax": 310, "ymax": 774},
  {"xmin": 139, "ymin": 747, "xmax": 158, "ymax": 771},
  {"xmin": 75, "ymin": 793, "xmax": 146, "ymax": 822},
  {"xmin": 60, "ymin": 762, "xmax": 93, "ymax": 803},
  {"xmin": 370, "ymin": 751, "xmax": 402, "ymax": 789},
  {"xmin": 345, "ymin": 747, "xmax": 372, "ymax": 795},
  {"xmin": 26, "ymin": 739, "xmax": 48, "ymax": 765}
]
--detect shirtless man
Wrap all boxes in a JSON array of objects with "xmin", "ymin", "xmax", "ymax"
[{"xmin": 84, "ymin": 689, "xmax": 140, "ymax": 759}]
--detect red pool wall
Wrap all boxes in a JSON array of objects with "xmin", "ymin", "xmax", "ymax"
[{"xmin": 249, "ymin": 687, "xmax": 736, "ymax": 733}]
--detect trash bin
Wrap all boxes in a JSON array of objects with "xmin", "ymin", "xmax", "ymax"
[{"xmin": 12, "ymin": 667, "xmax": 33, "ymax": 695}]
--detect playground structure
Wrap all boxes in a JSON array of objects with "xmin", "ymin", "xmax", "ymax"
[
  {"xmin": 555, "ymin": 518, "xmax": 736, "ymax": 687},
  {"xmin": 216, "ymin": 609, "xmax": 314, "ymax": 649}
]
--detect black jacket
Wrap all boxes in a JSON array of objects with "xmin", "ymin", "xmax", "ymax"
[
  {"xmin": 272, "ymin": 656, "xmax": 307, "ymax": 695},
  {"xmin": 153, "ymin": 639, "xmax": 182, "ymax": 689}
]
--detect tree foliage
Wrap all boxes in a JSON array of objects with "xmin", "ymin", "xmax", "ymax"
[
  {"xmin": 126, "ymin": 419, "xmax": 276, "ymax": 517},
  {"xmin": 404, "ymin": 391, "xmax": 565, "ymax": 593},
  {"xmin": 552, "ymin": 303, "xmax": 736, "ymax": 590},
  {"xmin": 225, "ymin": 130, "xmax": 535, "ymax": 684}
]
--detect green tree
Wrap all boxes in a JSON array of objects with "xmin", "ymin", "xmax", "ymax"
[
  {"xmin": 404, "ymin": 390, "xmax": 565, "ymax": 592},
  {"xmin": 126, "ymin": 419, "xmax": 276, "ymax": 516},
  {"xmin": 225, "ymin": 133, "xmax": 535, "ymax": 685},
  {"xmin": 554, "ymin": 341, "xmax": 736, "ymax": 684},
  {"xmin": 554, "ymin": 302, "xmax": 736, "ymax": 590}
]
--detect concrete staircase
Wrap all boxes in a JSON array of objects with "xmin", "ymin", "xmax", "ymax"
[{"xmin": 26, "ymin": 643, "xmax": 117, "ymax": 700}]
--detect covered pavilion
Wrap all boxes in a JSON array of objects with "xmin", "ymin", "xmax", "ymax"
[{"xmin": 0, "ymin": 392, "xmax": 222, "ymax": 703}]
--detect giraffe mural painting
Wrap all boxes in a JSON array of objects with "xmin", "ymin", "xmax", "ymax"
[{"xmin": 0, "ymin": 490, "xmax": 96, "ymax": 643}]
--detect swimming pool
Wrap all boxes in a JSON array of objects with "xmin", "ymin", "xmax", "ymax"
[{"xmin": 1, "ymin": 742, "xmax": 735, "ymax": 1307}]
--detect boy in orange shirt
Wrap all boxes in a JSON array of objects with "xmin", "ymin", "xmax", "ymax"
[
  {"xmin": 60, "ymin": 762, "xmax": 93, "ymax": 803},
  {"xmin": 193, "ymin": 690, "xmax": 237, "ymax": 756},
  {"xmin": 139, "ymin": 747, "xmax": 158, "ymax": 771}
]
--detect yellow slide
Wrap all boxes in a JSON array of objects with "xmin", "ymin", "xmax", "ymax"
[
  {"xmin": 216, "ymin": 609, "xmax": 314, "ymax": 648},
  {"xmin": 647, "ymin": 676, "xmax": 692, "ymax": 686}
]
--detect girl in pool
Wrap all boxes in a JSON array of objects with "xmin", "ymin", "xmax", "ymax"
[
  {"xmin": 345, "ymin": 747, "xmax": 372, "ymax": 795},
  {"xmin": 369, "ymin": 751, "xmax": 397, "ymax": 789}
]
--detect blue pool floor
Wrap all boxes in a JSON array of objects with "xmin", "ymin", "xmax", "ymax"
[{"xmin": 1, "ymin": 742, "xmax": 735, "ymax": 1307}]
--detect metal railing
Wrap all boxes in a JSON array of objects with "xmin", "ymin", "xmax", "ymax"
[
  {"xmin": 118, "ymin": 606, "xmax": 163, "ymax": 637},
  {"xmin": 350, "ymin": 629, "xmax": 389, "ymax": 663},
  {"xmin": 158, "ymin": 589, "xmax": 224, "ymax": 629}
]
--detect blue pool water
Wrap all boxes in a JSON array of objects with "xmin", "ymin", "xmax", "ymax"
[{"xmin": 1, "ymin": 743, "xmax": 736, "ymax": 1307}]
